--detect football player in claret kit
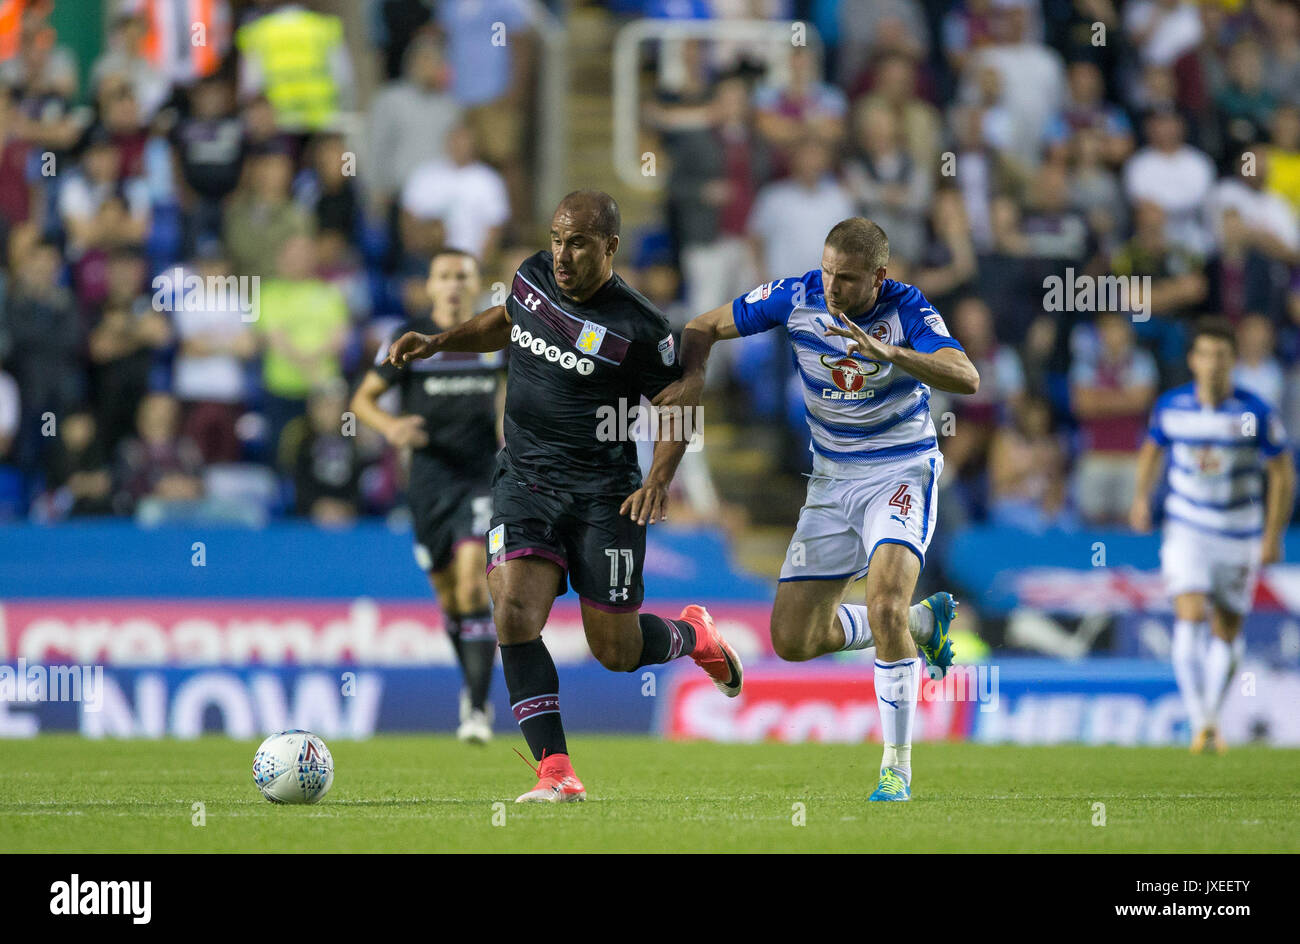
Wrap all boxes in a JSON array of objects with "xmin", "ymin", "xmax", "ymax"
[
  {"xmin": 386, "ymin": 191, "xmax": 742, "ymax": 803},
  {"xmin": 1130, "ymin": 318, "xmax": 1295, "ymax": 754},
  {"xmin": 352, "ymin": 250, "xmax": 503, "ymax": 744},
  {"xmin": 663, "ymin": 217, "xmax": 979, "ymax": 801}
]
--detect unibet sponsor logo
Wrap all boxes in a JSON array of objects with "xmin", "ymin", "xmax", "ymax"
[{"xmin": 510, "ymin": 324, "xmax": 594, "ymax": 375}]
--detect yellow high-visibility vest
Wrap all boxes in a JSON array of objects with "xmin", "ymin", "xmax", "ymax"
[{"xmin": 236, "ymin": 8, "xmax": 344, "ymax": 131}]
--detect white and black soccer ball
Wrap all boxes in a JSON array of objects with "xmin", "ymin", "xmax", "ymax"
[{"xmin": 252, "ymin": 730, "xmax": 335, "ymax": 804}]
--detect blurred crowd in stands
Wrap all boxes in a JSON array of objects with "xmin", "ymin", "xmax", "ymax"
[
  {"xmin": 2, "ymin": 0, "xmax": 1300, "ymax": 536},
  {"xmin": 638, "ymin": 0, "xmax": 1300, "ymax": 532},
  {"xmin": 0, "ymin": 0, "xmax": 546, "ymax": 525}
]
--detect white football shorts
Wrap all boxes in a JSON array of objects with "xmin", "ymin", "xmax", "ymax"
[
  {"xmin": 1160, "ymin": 519, "xmax": 1261, "ymax": 614},
  {"xmin": 779, "ymin": 452, "xmax": 943, "ymax": 582}
]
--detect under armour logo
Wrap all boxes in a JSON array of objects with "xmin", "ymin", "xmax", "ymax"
[
  {"xmin": 523, "ymin": 292, "xmax": 542, "ymax": 311},
  {"xmin": 609, "ymin": 588, "xmax": 629, "ymax": 603}
]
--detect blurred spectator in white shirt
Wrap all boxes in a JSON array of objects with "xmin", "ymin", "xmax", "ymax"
[
  {"xmin": 747, "ymin": 138, "xmax": 855, "ymax": 278},
  {"xmin": 754, "ymin": 46, "xmax": 847, "ymax": 169},
  {"xmin": 1208, "ymin": 148, "xmax": 1300, "ymax": 262},
  {"xmin": 1124, "ymin": 0, "xmax": 1203, "ymax": 68},
  {"xmin": 0, "ymin": 368, "xmax": 18, "ymax": 463},
  {"xmin": 401, "ymin": 124, "xmax": 508, "ymax": 263},
  {"xmin": 1123, "ymin": 109, "xmax": 1216, "ymax": 254},
  {"xmin": 963, "ymin": 1, "xmax": 1065, "ymax": 170},
  {"xmin": 1232, "ymin": 313, "xmax": 1284, "ymax": 409},
  {"xmin": 90, "ymin": 9, "xmax": 172, "ymax": 121},
  {"xmin": 168, "ymin": 252, "xmax": 256, "ymax": 464}
]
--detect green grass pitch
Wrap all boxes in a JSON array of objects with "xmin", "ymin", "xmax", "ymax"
[{"xmin": 2, "ymin": 735, "xmax": 1296, "ymax": 852}]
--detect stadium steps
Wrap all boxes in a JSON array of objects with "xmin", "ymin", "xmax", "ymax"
[
  {"xmin": 700, "ymin": 415, "xmax": 806, "ymax": 524},
  {"xmin": 562, "ymin": 4, "xmax": 662, "ymax": 230}
]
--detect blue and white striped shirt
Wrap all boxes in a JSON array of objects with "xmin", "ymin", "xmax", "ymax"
[
  {"xmin": 732, "ymin": 272, "xmax": 963, "ymax": 477},
  {"xmin": 1148, "ymin": 383, "xmax": 1288, "ymax": 538}
]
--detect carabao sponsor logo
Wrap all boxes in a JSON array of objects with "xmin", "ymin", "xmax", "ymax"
[{"xmin": 819, "ymin": 354, "xmax": 879, "ymax": 399}]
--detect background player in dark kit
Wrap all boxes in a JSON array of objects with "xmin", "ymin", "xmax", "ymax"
[
  {"xmin": 387, "ymin": 191, "xmax": 743, "ymax": 802},
  {"xmin": 352, "ymin": 250, "xmax": 503, "ymax": 744}
]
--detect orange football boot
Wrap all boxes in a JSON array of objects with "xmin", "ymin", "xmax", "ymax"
[
  {"xmin": 679, "ymin": 604, "xmax": 743, "ymax": 697},
  {"xmin": 514, "ymin": 751, "xmax": 586, "ymax": 803}
]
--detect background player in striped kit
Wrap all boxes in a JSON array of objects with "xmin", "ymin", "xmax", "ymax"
[
  {"xmin": 1130, "ymin": 318, "xmax": 1295, "ymax": 753},
  {"xmin": 351, "ymin": 250, "xmax": 503, "ymax": 744}
]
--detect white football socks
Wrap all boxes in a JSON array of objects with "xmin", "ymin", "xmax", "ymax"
[
  {"xmin": 1202, "ymin": 633, "xmax": 1245, "ymax": 729},
  {"xmin": 1171, "ymin": 619, "xmax": 1208, "ymax": 731},
  {"xmin": 875, "ymin": 657, "xmax": 920, "ymax": 784},
  {"xmin": 837, "ymin": 602, "xmax": 935, "ymax": 651}
]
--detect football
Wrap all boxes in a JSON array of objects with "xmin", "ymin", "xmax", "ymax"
[{"xmin": 252, "ymin": 730, "xmax": 335, "ymax": 805}]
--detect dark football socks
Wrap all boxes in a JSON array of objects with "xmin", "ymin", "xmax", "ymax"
[
  {"xmin": 458, "ymin": 610, "xmax": 498, "ymax": 711},
  {"xmin": 634, "ymin": 614, "xmax": 697, "ymax": 669},
  {"xmin": 444, "ymin": 611, "xmax": 466, "ymax": 656},
  {"xmin": 500, "ymin": 637, "xmax": 568, "ymax": 761}
]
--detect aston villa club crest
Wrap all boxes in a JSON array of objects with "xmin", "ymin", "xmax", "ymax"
[{"xmin": 576, "ymin": 320, "xmax": 607, "ymax": 355}]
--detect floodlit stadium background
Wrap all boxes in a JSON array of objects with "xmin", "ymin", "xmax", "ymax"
[{"xmin": 2, "ymin": 0, "xmax": 1299, "ymax": 747}]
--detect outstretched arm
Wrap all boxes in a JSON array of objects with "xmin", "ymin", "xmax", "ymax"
[
  {"xmin": 824, "ymin": 312, "xmax": 979, "ymax": 394},
  {"xmin": 385, "ymin": 305, "xmax": 512, "ymax": 365},
  {"xmin": 656, "ymin": 303, "xmax": 740, "ymax": 409}
]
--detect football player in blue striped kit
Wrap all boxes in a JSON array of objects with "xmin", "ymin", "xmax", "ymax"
[
  {"xmin": 1130, "ymin": 317, "xmax": 1295, "ymax": 753},
  {"xmin": 665, "ymin": 217, "xmax": 980, "ymax": 801}
]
